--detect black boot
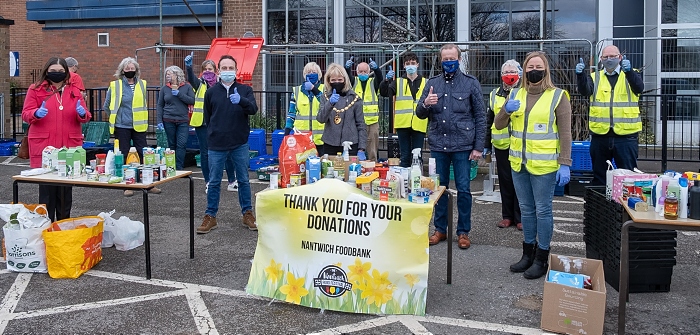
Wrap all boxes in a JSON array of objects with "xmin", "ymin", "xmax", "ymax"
[
  {"xmin": 524, "ymin": 247, "xmax": 550, "ymax": 279},
  {"xmin": 510, "ymin": 242, "xmax": 536, "ymax": 273}
]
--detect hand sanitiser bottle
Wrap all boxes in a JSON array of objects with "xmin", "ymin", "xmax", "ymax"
[{"xmin": 410, "ymin": 148, "xmax": 422, "ymax": 193}]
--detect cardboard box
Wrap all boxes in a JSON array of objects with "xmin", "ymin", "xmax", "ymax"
[{"xmin": 541, "ymin": 254, "xmax": 606, "ymax": 335}]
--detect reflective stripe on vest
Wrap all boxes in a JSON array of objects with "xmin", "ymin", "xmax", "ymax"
[
  {"xmin": 394, "ymin": 77, "xmax": 427, "ymax": 132},
  {"xmin": 489, "ymin": 89, "xmax": 510, "ymax": 150},
  {"xmin": 589, "ymin": 70, "xmax": 642, "ymax": 135},
  {"xmin": 508, "ymin": 87, "xmax": 564, "ymax": 175},
  {"xmin": 108, "ymin": 79, "xmax": 148, "ymax": 134},
  {"xmin": 292, "ymin": 84, "xmax": 325, "ymax": 145},
  {"xmin": 190, "ymin": 80, "xmax": 206, "ymax": 127},
  {"xmin": 354, "ymin": 78, "xmax": 379, "ymax": 125}
]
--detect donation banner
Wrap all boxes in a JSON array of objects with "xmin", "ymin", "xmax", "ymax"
[{"xmin": 247, "ymin": 178, "xmax": 435, "ymax": 315}]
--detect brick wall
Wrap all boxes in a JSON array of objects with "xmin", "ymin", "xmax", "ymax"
[
  {"xmin": 221, "ymin": 0, "xmax": 263, "ymax": 89},
  {"xmin": 0, "ymin": 23, "xmax": 10, "ymax": 138},
  {"xmin": 0, "ymin": 1, "xmax": 43, "ymax": 87}
]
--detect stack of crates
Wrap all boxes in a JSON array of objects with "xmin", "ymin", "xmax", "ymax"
[
  {"xmin": 271, "ymin": 129, "xmax": 285, "ymax": 157},
  {"xmin": 186, "ymin": 128, "xmax": 199, "ymax": 149},
  {"xmin": 583, "ymin": 186, "xmax": 677, "ymax": 293},
  {"xmin": 0, "ymin": 140, "xmax": 19, "ymax": 156},
  {"xmin": 84, "ymin": 121, "xmax": 111, "ymax": 146},
  {"xmin": 248, "ymin": 129, "xmax": 267, "ymax": 156},
  {"xmin": 567, "ymin": 141, "xmax": 594, "ymax": 196}
]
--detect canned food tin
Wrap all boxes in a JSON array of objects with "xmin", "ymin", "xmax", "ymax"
[
  {"xmin": 159, "ymin": 165, "xmax": 167, "ymax": 180},
  {"xmin": 86, "ymin": 172, "xmax": 98, "ymax": 181},
  {"xmin": 290, "ymin": 173, "xmax": 302, "ymax": 187},
  {"xmin": 142, "ymin": 166, "xmax": 153, "ymax": 185},
  {"xmin": 124, "ymin": 167, "xmax": 136, "ymax": 184},
  {"xmin": 98, "ymin": 173, "xmax": 111, "ymax": 182},
  {"xmin": 96, "ymin": 164, "xmax": 105, "ymax": 174},
  {"xmin": 150, "ymin": 165, "xmax": 160, "ymax": 182}
]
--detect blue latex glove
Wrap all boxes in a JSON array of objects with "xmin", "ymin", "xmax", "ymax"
[
  {"xmin": 35, "ymin": 101, "xmax": 48, "ymax": 118},
  {"xmin": 184, "ymin": 51, "xmax": 194, "ymax": 67},
  {"xmin": 171, "ymin": 88, "xmax": 179, "ymax": 96},
  {"xmin": 575, "ymin": 57, "xmax": 585, "ymax": 74},
  {"xmin": 229, "ymin": 87, "xmax": 240, "ymax": 104},
  {"xmin": 156, "ymin": 123, "xmax": 164, "ymax": 131},
  {"xmin": 329, "ymin": 89, "xmax": 340, "ymax": 105},
  {"xmin": 357, "ymin": 150, "xmax": 367, "ymax": 161},
  {"xmin": 621, "ymin": 55, "xmax": 631, "ymax": 72},
  {"xmin": 556, "ymin": 165, "xmax": 570, "ymax": 186},
  {"xmin": 369, "ymin": 58, "xmax": 378, "ymax": 70},
  {"xmin": 345, "ymin": 56, "xmax": 354, "ymax": 69},
  {"xmin": 504, "ymin": 99, "xmax": 520, "ymax": 113},
  {"xmin": 385, "ymin": 65, "xmax": 395, "ymax": 80},
  {"xmin": 76, "ymin": 100, "xmax": 86, "ymax": 117},
  {"xmin": 303, "ymin": 78, "xmax": 314, "ymax": 91},
  {"xmin": 482, "ymin": 148, "xmax": 491, "ymax": 158}
]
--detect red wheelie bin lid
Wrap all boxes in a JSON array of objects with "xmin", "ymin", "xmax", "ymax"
[{"xmin": 206, "ymin": 37, "xmax": 264, "ymax": 86}]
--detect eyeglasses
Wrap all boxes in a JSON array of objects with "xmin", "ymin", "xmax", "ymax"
[
  {"xmin": 502, "ymin": 71, "xmax": 518, "ymax": 75},
  {"xmin": 600, "ymin": 55, "xmax": 620, "ymax": 60}
]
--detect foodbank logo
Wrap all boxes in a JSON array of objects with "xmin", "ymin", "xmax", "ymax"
[{"xmin": 313, "ymin": 265, "xmax": 352, "ymax": 298}]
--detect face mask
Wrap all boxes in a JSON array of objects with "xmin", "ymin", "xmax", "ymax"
[
  {"xmin": 358, "ymin": 74, "xmax": 370, "ymax": 82},
  {"xmin": 405, "ymin": 65, "xmax": 418, "ymax": 75},
  {"xmin": 602, "ymin": 58, "xmax": 620, "ymax": 72},
  {"xmin": 441, "ymin": 60, "xmax": 460, "ymax": 74},
  {"xmin": 330, "ymin": 82, "xmax": 345, "ymax": 93},
  {"xmin": 46, "ymin": 72, "xmax": 67, "ymax": 83},
  {"xmin": 219, "ymin": 71, "xmax": 236, "ymax": 83},
  {"xmin": 123, "ymin": 71, "xmax": 136, "ymax": 79},
  {"xmin": 526, "ymin": 70, "xmax": 545, "ymax": 84},
  {"xmin": 501, "ymin": 74, "xmax": 519, "ymax": 87},
  {"xmin": 202, "ymin": 71, "xmax": 217, "ymax": 86},
  {"xmin": 305, "ymin": 73, "xmax": 319, "ymax": 84}
]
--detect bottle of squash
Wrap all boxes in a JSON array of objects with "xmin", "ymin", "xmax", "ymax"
[{"xmin": 125, "ymin": 147, "xmax": 140, "ymax": 166}]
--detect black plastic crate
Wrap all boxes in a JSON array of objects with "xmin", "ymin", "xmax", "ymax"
[
  {"xmin": 567, "ymin": 172, "xmax": 594, "ymax": 197},
  {"xmin": 604, "ymin": 262, "xmax": 673, "ymax": 293}
]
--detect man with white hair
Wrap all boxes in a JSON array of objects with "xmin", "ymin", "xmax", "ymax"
[{"xmin": 65, "ymin": 56, "xmax": 86, "ymax": 98}]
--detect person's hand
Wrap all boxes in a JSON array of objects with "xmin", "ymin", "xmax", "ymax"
[
  {"xmin": 385, "ymin": 66, "xmax": 395, "ymax": 80},
  {"xmin": 556, "ymin": 165, "xmax": 570, "ymax": 186},
  {"xmin": 303, "ymin": 77, "xmax": 314, "ymax": 91},
  {"xmin": 469, "ymin": 150, "xmax": 481, "ymax": 161},
  {"xmin": 345, "ymin": 56, "xmax": 354, "ymax": 69},
  {"xmin": 369, "ymin": 58, "xmax": 378, "ymax": 70},
  {"xmin": 184, "ymin": 51, "xmax": 194, "ymax": 67},
  {"xmin": 482, "ymin": 148, "xmax": 491, "ymax": 159},
  {"xmin": 35, "ymin": 102, "xmax": 48, "ymax": 118},
  {"xmin": 229, "ymin": 88, "xmax": 240, "ymax": 104},
  {"xmin": 621, "ymin": 55, "xmax": 631, "ymax": 72},
  {"xmin": 329, "ymin": 89, "xmax": 340, "ymax": 105},
  {"xmin": 76, "ymin": 100, "xmax": 86, "ymax": 117},
  {"xmin": 424, "ymin": 86, "xmax": 438, "ymax": 106},
  {"xmin": 504, "ymin": 99, "xmax": 520, "ymax": 113},
  {"xmin": 357, "ymin": 150, "xmax": 367, "ymax": 161},
  {"xmin": 156, "ymin": 123, "xmax": 164, "ymax": 131},
  {"xmin": 171, "ymin": 88, "xmax": 179, "ymax": 96},
  {"xmin": 284, "ymin": 128, "xmax": 293, "ymax": 136},
  {"xmin": 575, "ymin": 57, "xmax": 585, "ymax": 74}
]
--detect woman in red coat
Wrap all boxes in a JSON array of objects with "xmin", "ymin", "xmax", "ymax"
[{"xmin": 22, "ymin": 57, "xmax": 91, "ymax": 221}]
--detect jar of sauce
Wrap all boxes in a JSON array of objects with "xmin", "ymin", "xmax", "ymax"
[{"xmin": 664, "ymin": 193, "xmax": 679, "ymax": 220}]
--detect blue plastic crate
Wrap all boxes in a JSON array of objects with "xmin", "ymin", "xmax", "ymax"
[
  {"xmin": 249, "ymin": 154, "xmax": 278, "ymax": 171},
  {"xmin": 186, "ymin": 128, "xmax": 199, "ymax": 149},
  {"xmin": 271, "ymin": 129, "xmax": 285, "ymax": 157},
  {"xmin": 571, "ymin": 141, "xmax": 592, "ymax": 171},
  {"xmin": 248, "ymin": 128, "xmax": 267, "ymax": 155}
]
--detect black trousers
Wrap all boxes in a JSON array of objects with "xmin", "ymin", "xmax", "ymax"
[
  {"xmin": 39, "ymin": 185, "xmax": 73, "ymax": 222},
  {"xmin": 114, "ymin": 127, "xmax": 148, "ymax": 162},
  {"xmin": 495, "ymin": 148, "xmax": 521, "ymax": 223},
  {"xmin": 322, "ymin": 143, "xmax": 358, "ymax": 157}
]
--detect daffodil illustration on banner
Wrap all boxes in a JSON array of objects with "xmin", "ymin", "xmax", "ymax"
[{"xmin": 246, "ymin": 178, "xmax": 434, "ymax": 315}]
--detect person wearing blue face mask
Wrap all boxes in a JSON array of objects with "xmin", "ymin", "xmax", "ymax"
[
  {"xmin": 285, "ymin": 62, "xmax": 325, "ymax": 153},
  {"xmin": 379, "ymin": 52, "xmax": 428, "ymax": 168},
  {"xmin": 344, "ymin": 57, "xmax": 383, "ymax": 161},
  {"xmin": 576, "ymin": 45, "xmax": 644, "ymax": 186},
  {"xmin": 416, "ymin": 44, "xmax": 487, "ymax": 250}
]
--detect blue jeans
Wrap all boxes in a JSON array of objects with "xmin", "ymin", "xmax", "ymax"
[
  {"xmin": 396, "ymin": 128, "xmax": 425, "ymax": 168},
  {"xmin": 589, "ymin": 134, "xmax": 638, "ymax": 186},
  {"xmin": 164, "ymin": 122, "xmax": 189, "ymax": 170},
  {"xmin": 511, "ymin": 167, "xmax": 557, "ymax": 250},
  {"xmin": 206, "ymin": 144, "xmax": 252, "ymax": 217},
  {"xmin": 432, "ymin": 151, "xmax": 472, "ymax": 236},
  {"xmin": 194, "ymin": 125, "xmax": 236, "ymax": 184}
]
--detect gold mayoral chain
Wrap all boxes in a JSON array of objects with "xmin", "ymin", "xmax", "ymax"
[{"xmin": 327, "ymin": 95, "xmax": 360, "ymax": 124}]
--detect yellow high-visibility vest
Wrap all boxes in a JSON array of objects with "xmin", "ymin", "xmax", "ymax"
[
  {"xmin": 292, "ymin": 84, "xmax": 325, "ymax": 145},
  {"xmin": 353, "ymin": 78, "xmax": 379, "ymax": 125},
  {"xmin": 190, "ymin": 80, "xmax": 206, "ymax": 127},
  {"xmin": 489, "ymin": 88, "xmax": 510, "ymax": 150},
  {"xmin": 393, "ymin": 77, "xmax": 427, "ymax": 132},
  {"xmin": 108, "ymin": 79, "xmax": 148, "ymax": 134},
  {"xmin": 508, "ymin": 87, "xmax": 566, "ymax": 175},
  {"xmin": 589, "ymin": 70, "xmax": 641, "ymax": 135}
]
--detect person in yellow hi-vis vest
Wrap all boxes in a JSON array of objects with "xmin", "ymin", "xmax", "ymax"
[
  {"xmin": 495, "ymin": 51, "xmax": 572, "ymax": 280},
  {"xmin": 104, "ymin": 57, "xmax": 160, "ymax": 196},
  {"xmin": 284, "ymin": 62, "xmax": 325, "ymax": 153},
  {"xmin": 576, "ymin": 45, "xmax": 644, "ymax": 186},
  {"xmin": 344, "ymin": 56, "xmax": 383, "ymax": 161},
  {"xmin": 379, "ymin": 51, "xmax": 427, "ymax": 168},
  {"xmin": 485, "ymin": 59, "xmax": 522, "ymax": 230},
  {"xmin": 184, "ymin": 54, "xmax": 237, "ymax": 194}
]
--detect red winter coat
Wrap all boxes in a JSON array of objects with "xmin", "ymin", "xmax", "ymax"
[{"xmin": 22, "ymin": 81, "xmax": 91, "ymax": 168}]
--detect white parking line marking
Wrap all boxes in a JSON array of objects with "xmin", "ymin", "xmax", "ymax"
[
  {"xmin": 306, "ymin": 316, "xmax": 398, "ymax": 335},
  {"xmin": 185, "ymin": 289, "xmax": 220, "ymax": 335},
  {"xmin": 553, "ymin": 217, "xmax": 582, "ymax": 222},
  {"xmin": 421, "ymin": 315, "xmax": 557, "ymax": 334},
  {"xmin": 398, "ymin": 315, "xmax": 433, "ymax": 334},
  {"xmin": 550, "ymin": 242, "xmax": 586, "ymax": 249},
  {"xmin": 0, "ymin": 273, "xmax": 33, "ymax": 333},
  {"xmin": 1, "ymin": 157, "xmax": 15, "ymax": 165}
]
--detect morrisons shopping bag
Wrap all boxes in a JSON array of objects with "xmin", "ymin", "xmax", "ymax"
[
  {"xmin": 0, "ymin": 204, "xmax": 51, "ymax": 273},
  {"xmin": 43, "ymin": 216, "xmax": 104, "ymax": 279},
  {"xmin": 279, "ymin": 130, "xmax": 317, "ymax": 188}
]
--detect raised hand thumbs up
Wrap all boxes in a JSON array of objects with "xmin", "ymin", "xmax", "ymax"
[
  {"xmin": 621, "ymin": 54, "xmax": 631, "ymax": 72},
  {"xmin": 229, "ymin": 87, "xmax": 241, "ymax": 104},
  {"xmin": 304, "ymin": 76, "xmax": 314, "ymax": 91},
  {"xmin": 345, "ymin": 56, "xmax": 354, "ymax": 69},
  {"xmin": 35, "ymin": 101, "xmax": 48, "ymax": 118},
  {"xmin": 424, "ymin": 86, "xmax": 438, "ymax": 107},
  {"xmin": 184, "ymin": 51, "xmax": 194, "ymax": 67},
  {"xmin": 428, "ymin": 86, "xmax": 434, "ymax": 95},
  {"xmin": 329, "ymin": 89, "xmax": 340, "ymax": 104},
  {"xmin": 385, "ymin": 65, "xmax": 395, "ymax": 80},
  {"xmin": 369, "ymin": 58, "xmax": 378, "ymax": 70},
  {"xmin": 504, "ymin": 96, "xmax": 520, "ymax": 114},
  {"xmin": 76, "ymin": 99, "xmax": 87, "ymax": 117},
  {"xmin": 575, "ymin": 57, "xmax": 586, "ymax": 74}
]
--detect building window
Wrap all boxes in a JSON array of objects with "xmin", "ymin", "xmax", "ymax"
[{"xmin": 98, "ymin": 33, "xmax": 109, "ymax": 47}]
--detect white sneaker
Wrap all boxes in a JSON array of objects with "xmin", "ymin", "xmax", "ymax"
[
  {"xmin": 227, "ymin": 180, "xmax": 239, "ymax": 192},
  {"xmin": 205, "ymin": 182, "xmax": 209, "ymax": 194}
]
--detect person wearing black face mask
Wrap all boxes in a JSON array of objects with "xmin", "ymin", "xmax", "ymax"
[
  {"xmin": 576, "ymin": 45, "xmax": 644, "ymax": 187},
  {"xmin": 284, "ymin": 62, "xmax": 325, "ymax": 153},
  {"xmin": 494, "ymin": 51, "xmax": 572, "ymax": 279},
  {"xmin": 21, "ymin": 57, "xmax": 91, "ymax": 221},
  {"xmin": 415, "ymin": 43, "xmax": 487, "ymax": 251}
]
